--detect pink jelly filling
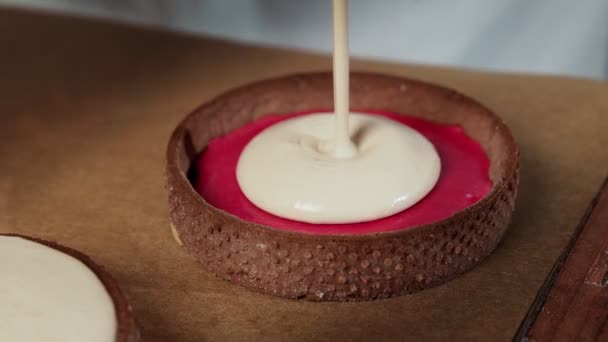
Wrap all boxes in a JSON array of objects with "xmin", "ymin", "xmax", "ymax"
[{"xmin": 193, "ymin": 110, "xmax": 491, "ymax": 235}]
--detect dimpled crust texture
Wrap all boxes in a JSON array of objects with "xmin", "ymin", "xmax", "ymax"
[
  {"xmin": 1, "ymin": 234, "xmax": 141, "ymax": 341},
  {"xmin": 166, "ymin": 72, "xmax": 519, "ymax": 301}
]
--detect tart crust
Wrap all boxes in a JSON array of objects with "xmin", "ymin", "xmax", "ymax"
[
  {"xmin": 1, "ymin": 234, "xmax": 140, "ymax": 341},
  {"xmin": 166, "ymin": 72, "xmax": 519, "ymax": 301}
]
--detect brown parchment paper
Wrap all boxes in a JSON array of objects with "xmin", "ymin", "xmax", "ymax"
[{"xmin": 1, "ymin": 8, "xmax": 607, "ymax": 342}]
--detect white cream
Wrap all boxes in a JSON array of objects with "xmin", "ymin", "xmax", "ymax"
[
  {"xmin": 331, "ymin": 0, "xmax": 357, "ymax": 159},
  {"xmin": 236, "ymin": 0, "xmax": 441, "ymax": 224},
  {"xmin": 237, "ymin": 112, "xmax": 441, "ymax": 223},
  {"xmin": 0, "ymin": 236, "xmax": 117, "ymax": 342}
]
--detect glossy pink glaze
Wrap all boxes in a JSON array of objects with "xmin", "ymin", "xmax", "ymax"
[{"xmin": 193, "ymin": 111, "xmax": 491, "ymax": 235}]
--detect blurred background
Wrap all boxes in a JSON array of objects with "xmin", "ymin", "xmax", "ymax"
[{"xmin": 2, "ymin": 0, "xmax": 608, "ymax": 79}]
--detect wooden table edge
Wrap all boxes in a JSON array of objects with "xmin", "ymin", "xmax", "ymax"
[{"xmin": 514, "ymin": 176, "xmax": 608, "ymax": 341}]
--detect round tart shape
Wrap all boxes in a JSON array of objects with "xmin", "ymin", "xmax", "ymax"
[
  {"xmin": 194, "ymin": 110, "xmax": 492, "ymax": 234},
  {"xmin": 166, "ymin": 72, "xmax": 519, "ymax": 301},
  {"xmin": 0, "ymin": 234, "xmax": 140, "ymax": 342}
]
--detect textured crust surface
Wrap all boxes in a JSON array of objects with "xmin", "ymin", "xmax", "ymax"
[
  {"xmin": 0, "ymin": 234, "xmax": 141, "ymax": 341},
  {"xmin": 166, "ymin": 72, "xmax": 520, "ymax": 301}
]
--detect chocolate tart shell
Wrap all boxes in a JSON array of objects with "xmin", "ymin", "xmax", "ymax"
[
  {"xmin": 166, "ymin": 72, "xmax": 519, "ymax": 301},
  {"xmin": 1, "ymin": 234, "xmax": 140, "ymax": 341}
]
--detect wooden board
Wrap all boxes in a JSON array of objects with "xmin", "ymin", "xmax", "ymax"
[
  {"xmin": 1, "ymin": 7, "xmax": 608, "ymax": 342},
  {"xmin": 516, "ymin": 178, "xmax": 608, "ymax": 341}
]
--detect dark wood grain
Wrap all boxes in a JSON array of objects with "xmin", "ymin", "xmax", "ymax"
[{"xmin": 516, "ymin": 177, "xmax": 608, "ymax": 341}]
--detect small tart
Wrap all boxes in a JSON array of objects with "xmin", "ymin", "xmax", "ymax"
[
  {"xmin": 166, "ymin": 72, "xmax": 519, "ymax": 301},
  {"xmin": 195, "ymin": 110, "xmax": 491, "ymax": 234},
  {"xmin": 0, "ymin": 234, "xmax": 140, "ymax": 341}
]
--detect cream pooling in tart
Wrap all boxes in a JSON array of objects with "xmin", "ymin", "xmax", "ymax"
[{"xmin": 0, "ymin": 236, "xmax": 116, "ymax": 342}]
